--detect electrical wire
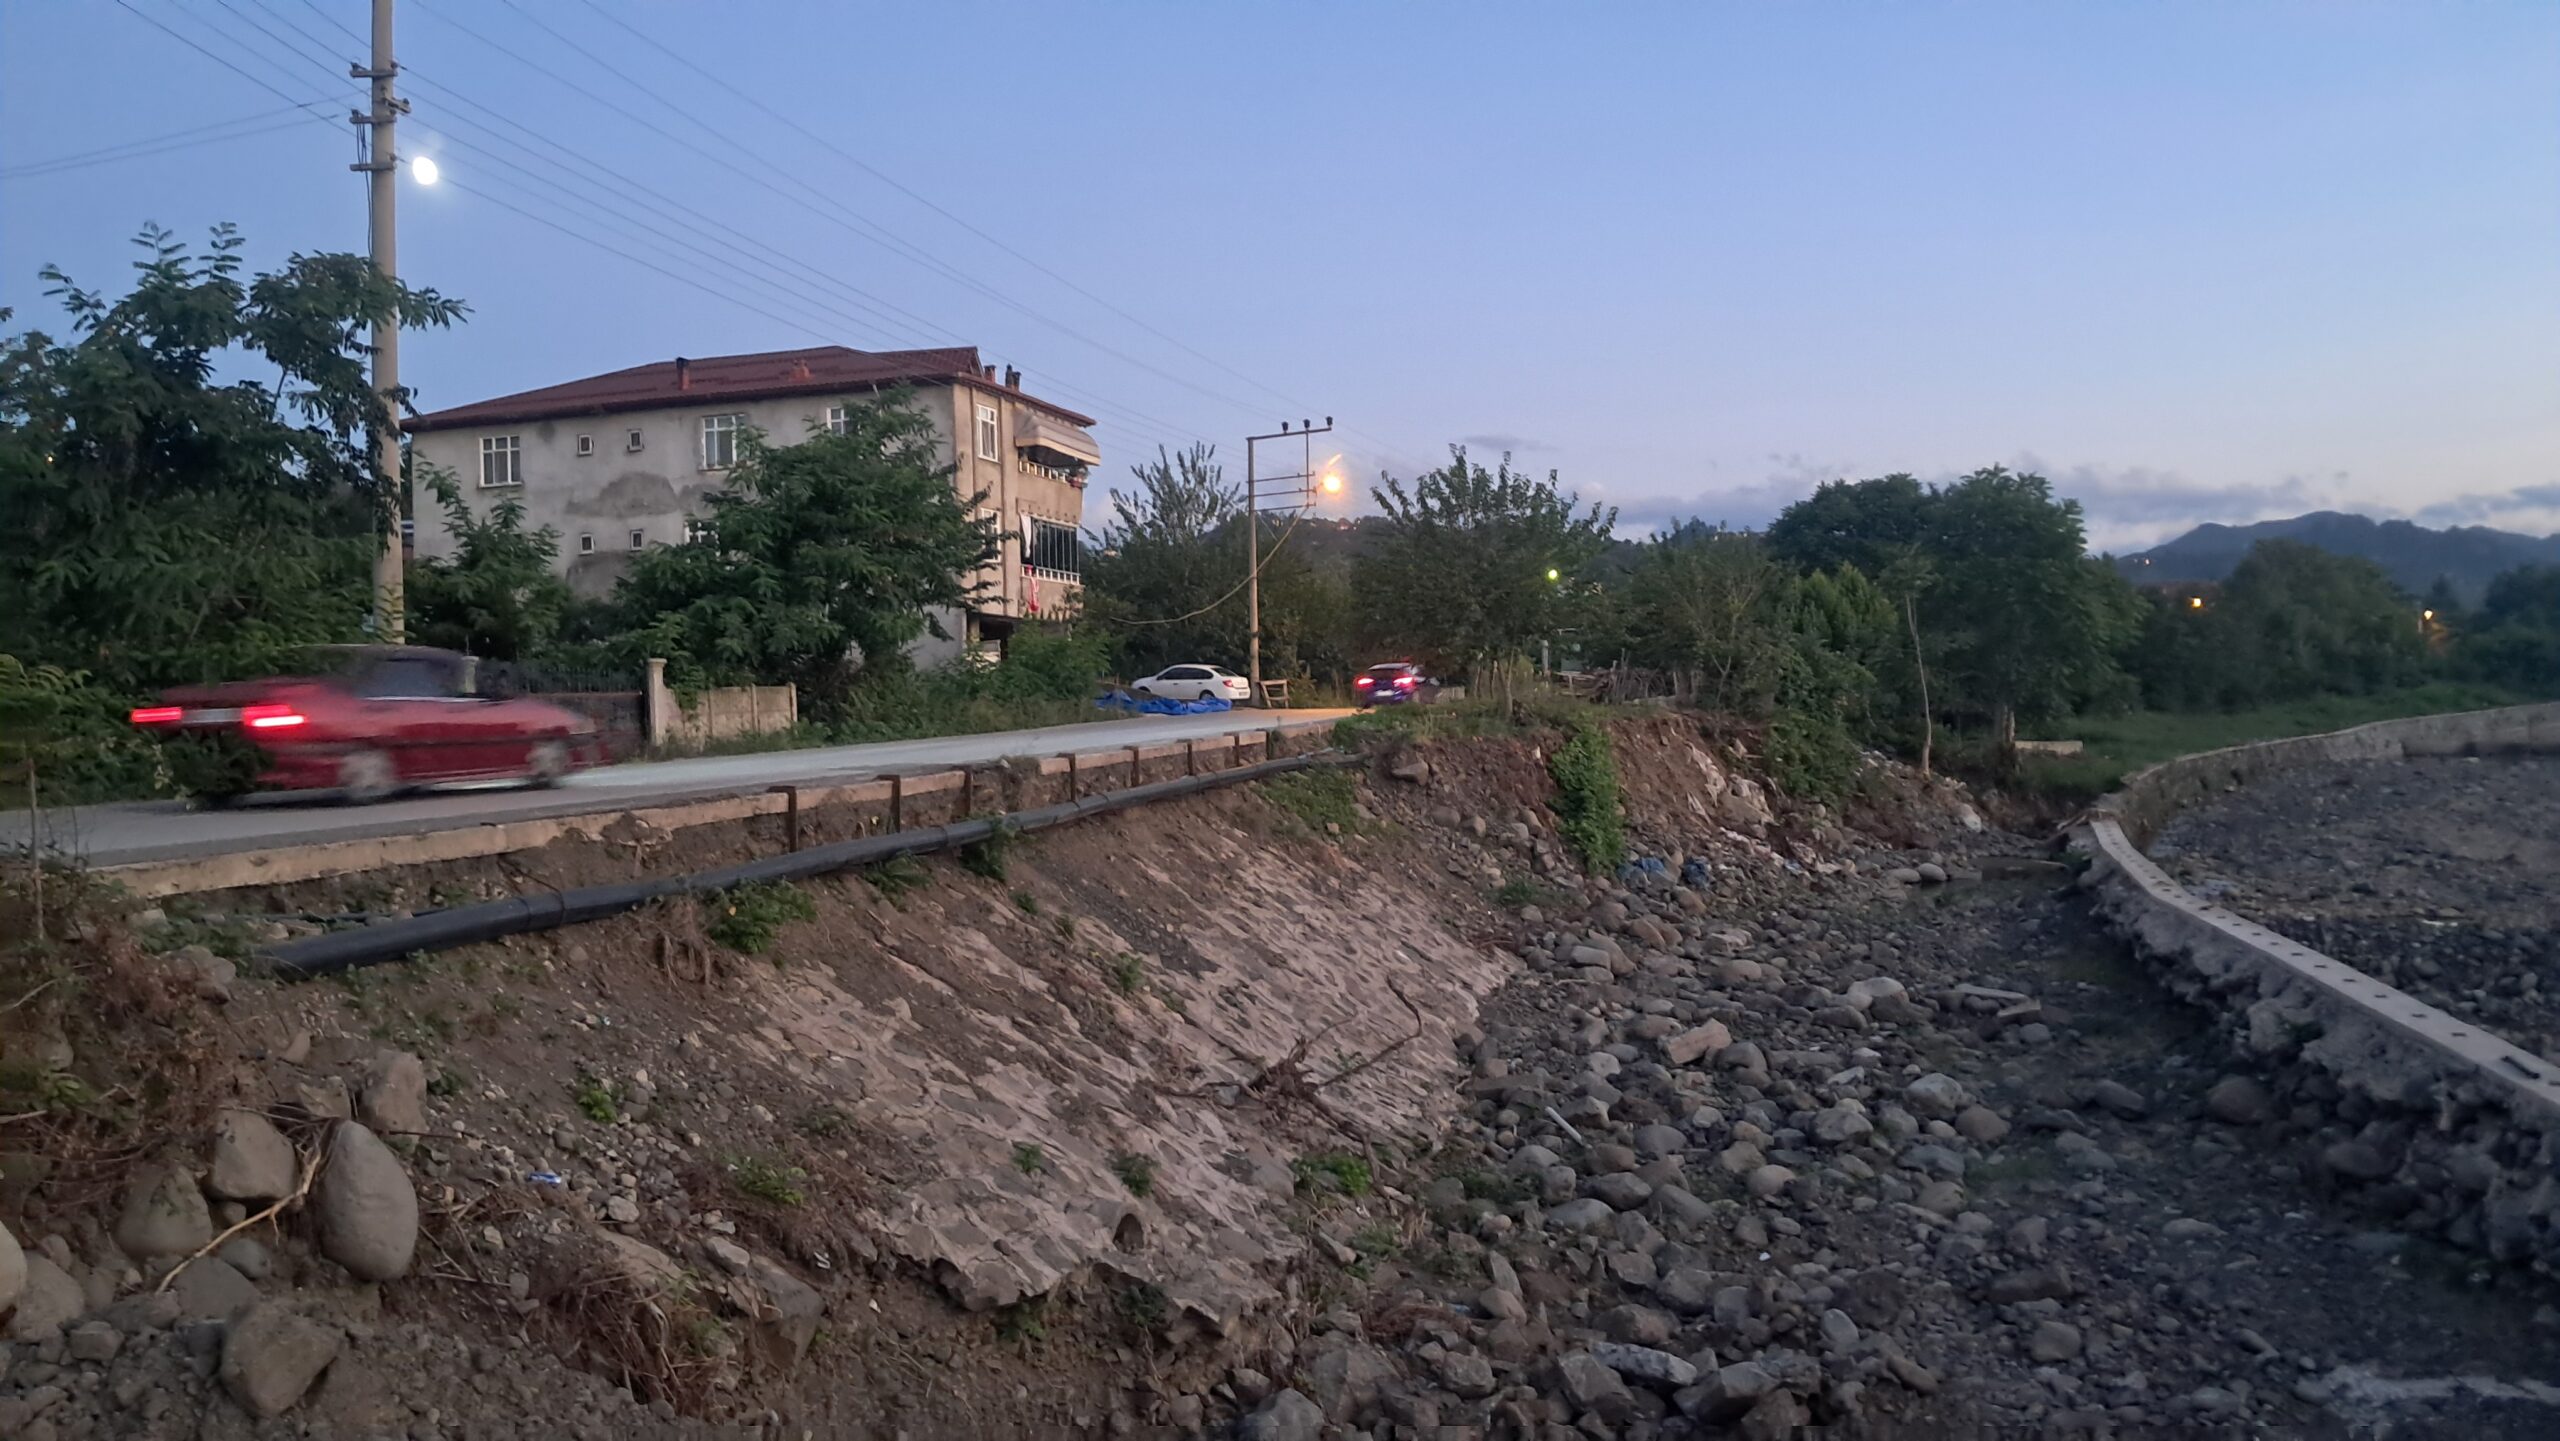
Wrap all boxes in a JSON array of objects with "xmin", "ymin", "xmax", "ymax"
[
  {"xmin": 0, "ymin": 110, "xmax": 324, "ymax": 180},
  {"xmin": 110, "ymin": 0, "xmax": 350, "ymax": 119}
]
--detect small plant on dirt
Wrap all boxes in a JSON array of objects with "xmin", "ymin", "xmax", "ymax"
[
  {"xmin": 1116, "ymin": 1280, "xmax": 1168, "ymax": 1334},
  {"xmin": 726, "ymin": 1154, "xmax": 809, "ymax": 1207},
  {"xmin": 426, "ymin": 1065, "xmax": 467, "ymax": 1098},
  {"xmin": 573, "ymin": 1073, "xmax": 620, "ymax": 1124},
  {"xmin": 1053, "ymin": 914, "xmax": 1076, "ymax": 941},
  {"xmin": 1548, "ymin": 721, "xmax": 1627, "ymax": 874},
  {"xmin": 996, "ymin": 1294, "xmax": 1049, "ymax": 1344},
  {"xmin": 1106, "ymin": 952, "xmax": 1145, "ymax": 997},
  {"xmin": 1012, "ymin": 890, "xmax": 1039, "ymax": 915},
  {"xmin": 958, "ymin": 820, "xmax": 1018, "ymax": 881},
  {"xmin": 796, "ymin": 1105, "xmax": 853, "ymax": 1140},
  {"xmin": 1293, "ymin": 1151, "xmax": 1373, "ymax": 1198},
  {"xmin": 1111, "ymin": 1151, "xmax": 1156, "ymax": 1197},
  {"xmin": 862, "ymin": 855, "xmax": 928, "ymax": 901},
  {"xmin": 1265, "ymin": 769, "xmax": 1366, "ymax": 836},
  {"xmin": 705, "ymin": 881, "xmax": 818, "ymax": 956},
  {"xmin": 1491, "ymin": 877, "xmax": 1560, "ymax": 909},
  {"xmin": 1448, "ymin": 1167, "xmax": 1531, "ymax": 1205},
  {"xmin": 1012, "ymin": 1142, "xmax": 1048, "ymax": 1174}
]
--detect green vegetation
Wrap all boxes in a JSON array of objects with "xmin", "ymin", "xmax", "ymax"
[
  {"xmin": 726, "ymin": 1155, "xmax": 809, "ymax": 1207},
  {"xmin": 1012, "ymin": 891, "xmax": 1039, "ymax": 915},
  {"xmin": 1111, "ymin": 1151, "xmax": 1157, "ymax": 1197},
  {"xmin": 1106, "ymin": 953, "xmax": 1146, "ymax": 997},
  {"xmin": 704, "ymin": 881, "xmax": 818, "ymax": 956},
  {"xmin": 796, "ymin": 1105, "xmax": 853, "ymax": 1139},
  {"xmin": 1011, "ymin": 1142, "xmax": 1048, "ymax": 1174},
  {"xmin": 1491, "ymin": 878, "xmax": 1557, "ymax": 909},
  {"xmin": 2017, "ymin": 681, "xmax": 2522, "ymax": 802},
  {"xmin": 958, "ymin": 820, "xmax": 1018, "ymax": 881},
  {"xmin": 1548, "ymin": 723, "xmax": 1627, "ymax": 873},
  {"xmin": 1263, "ymin": 768, "xmax": 1366, "ymax": 835},
  {"xmin": 1293, "ymin": 1151, "xmax": 1374, "ymax": 1198},
  {"xmin": 860, "ymin": 856, "xmax": 929, "ymax": 901},
  {"xmin": 573, "ymin": 1073, "xmax": 620, "ymax": 1124},
  {"xmin": 1116, "ymin": 1280, "xmax": 1169, "ymax": 1334},
  {"xmin": 996, "ymin": 1295, "xmax": 1049, "ymax": 1344}
]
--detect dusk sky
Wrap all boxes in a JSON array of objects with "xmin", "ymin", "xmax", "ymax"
[{"xmin": 5, "ymin": 1, "xmax": 2555, "ymax": 550}]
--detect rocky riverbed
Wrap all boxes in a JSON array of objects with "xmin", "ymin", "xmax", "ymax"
[{"xmin": 2152, "ymin": 754, "xmax": 2560, "ymax": 1064}]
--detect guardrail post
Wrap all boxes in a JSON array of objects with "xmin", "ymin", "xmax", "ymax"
[
  {"xmin": 889, "ymin": 773, "xmax": 904, "ymax": 832},
  {"xmin": 768, "ymin": 785, "xmax": 801, "ymax": 852},
  {"xmin": 1067, "ymin": 752, "xmax": 1080, "ymax": 802},
  {"xmin": 1232, "ymin": 733, "xmax": 1242, "ymax": 770},
  {"xmin": 1186, "ymin": 739, "xmax": 1197, "ymax": 777},
  {"xmin": 961, "ymin": 767, "xmax": 974, "ymax": 819},
  {"xmin": 1129, "ymin": 744, "xmax": 1141, "ymax": 787}
]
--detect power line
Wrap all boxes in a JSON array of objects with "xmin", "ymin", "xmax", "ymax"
[
  {"xmin": 111, "ymin": 0, "xmax": 349, "ymax": 120},
  {"xmin": 0, "ymin": 109, "xmax": 324, "ymax": 180}
]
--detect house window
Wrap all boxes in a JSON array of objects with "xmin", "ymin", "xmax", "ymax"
[
  {"xmin": 575, "ymin": 434, "xmax": 595, "ymax": 457},
  {"xmin": 626, "ymin": 428, "xmax": 645, "ymax": 453},
  {"xmin": 700, "ymin": 413, "xmax": 744, "ymax": 469},
  {"xmin": 684, "ymin": 518, "xmax": 711, "ymax": 545},
  {"xmin": 1024, "ymin": 516, "xmax": 1081, "ymax": 579},
  {"xmin": 578, "ymin": 533, "xmax": 595, "ymax": 554},
  {"xmin": 478, "ymin": 435, "xmax": 522, "ymax": 488},
  {"xmin": 975, "ymin": 404, "xmax": 999, "ymax": 461},
  {"xmin": 629, "ymin": 529, "xmax": 645, "ymax": 550},
  {"xmin": 825, "ymin": 404, "xmax": 849, "ymax": 437}
]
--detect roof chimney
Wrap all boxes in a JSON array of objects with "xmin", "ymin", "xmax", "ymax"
[
  {"xmin": 675, "ymin": 356, "xmax": 692, "ymax": 391},
  {"xmin": 983, "ymin": 364, "xmax": 997, "ymax": 382},
  {"xmin": 1004, "ymin": 366, "xmax": 1020, "ymax": 389}
]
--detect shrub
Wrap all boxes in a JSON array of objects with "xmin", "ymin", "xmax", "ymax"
[
  {"xmin": 1766, "ymin": 707, "xmax": 1863, "ymax": 805},
  {"xmin": 1106, "ymin": 953, "xmax": 1145, "ymax": 996},
  {"xmin": 704, "ymin": 881, "xmax": 817, "ymax": 955},
  {"xmin": 1547, "ymin": 722, "xmax": 1626, "ymax": 873},
  {"xmin": 958, "ymin": 820, "xmax": 1017, "ymax": 880},
  {"xmin": 726, "ymin": 1155, "xmax": 808, "ymax": 1207},
  {"xmin": 1111, "ymin": 1152, "xmax": 1156, "ymax": 1197}
]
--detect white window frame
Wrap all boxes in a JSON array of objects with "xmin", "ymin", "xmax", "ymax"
[
  {"xmin": 683, "ymin": 517, "xmax": 711, "ymax": 545},
  {"xmin": 825, "ymin": 404, "xmax": 849, "ymax": 437},
  {"xmin": 700, "ymin": 413, "xmax": 744, "ymax": 470},
  {"xmin": 577, "ymin": 533, "xmax": 595, "ymax": 554},
  {"xmin": 625, "ymin": 428, "xmax": 645, "ymax": 453},
  {"xmin": 975, "ymin": 403, "xmax": 999, "ymax": 462},
  {"xmin": 478, "ymin": 435, "xmax": 522, "ymax": 489},
  {"xmin": 575, "ymin": 433, "xmax": 594, "ymax": 457},
  {"xmin": 628, "ymin": 528, "xmax": 646, "ymax": 550}
]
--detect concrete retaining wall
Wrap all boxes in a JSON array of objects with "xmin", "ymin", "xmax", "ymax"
[
  {"xmin": 643, "ymin": 659, "xmax": 799, "ymax": 750},
  {"xmin": 2077, "ymin": 701, "xmax": 2560, "ymax": 1273}
]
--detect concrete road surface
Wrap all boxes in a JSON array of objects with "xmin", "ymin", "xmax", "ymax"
[{"xmin": 7, "ymin": 709, "xmax": 1350, "ymax": 868}]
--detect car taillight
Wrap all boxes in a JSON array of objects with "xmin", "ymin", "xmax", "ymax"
[
  {"xmin": 1355, "ymin": 677, "xmax": 1374, "ymax": 688},
  {"xmin": 1395, "ymin": 676, "xmax": 1418, "ymax": 688},
  {"xmin": 130, "ymin": 706, "xmax": 183, "ymax": 725},
  {"xmin": 242, "ymin": 704, "xmax": 307, "ymax": 729}
]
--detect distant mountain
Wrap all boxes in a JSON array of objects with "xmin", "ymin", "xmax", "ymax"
[{"xmin": 2115, "ymin": 512, "xmax": 2560, "ymax": 603}]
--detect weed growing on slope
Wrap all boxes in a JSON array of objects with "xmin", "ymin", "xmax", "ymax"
[
  {"xmin": 1548, "ymin": 722, "xmax": 1626, "ymax": 874},
  {"xmin": 1112, "ymin": 1152, "xmax": 1156, "ymax": 1197},
  {"xmin": 959, "ymin": 820, "xmax": 1018, "ymax": 881},
  {"xmin": 861, "ymin": 856, "xmax": 928, "ymax": 901},
  {"xmin": 705, "ymin": 881, "xmax": 817, "ymax": 955},
  {"xmin": 572, "ymin": 1073, "xmax": 620, "ymax": 1124},
  {"xmin": 1106, "ymin": 952, "xmax": 1145, "ymax": 996},
  {"xmin": 1264, "ymin": 769, "xmax": 1367, "ymax": 836},
  {"xmin": 726, "ymin": 1154, "xmax": 809, "ymax": 1207}
]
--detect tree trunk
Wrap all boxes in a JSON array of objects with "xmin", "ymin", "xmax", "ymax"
[{"xmin": 1903, "ymin": 593, "xmax": 1933, "ymax": 779}]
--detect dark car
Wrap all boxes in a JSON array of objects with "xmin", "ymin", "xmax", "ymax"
[
  {"xmin": 1354, "ymin": 662, "xmax": 1441, "ymax": 708},
  {"xmin": 131, "ymin": 645, "xmax": 603, "ymax": 804}
]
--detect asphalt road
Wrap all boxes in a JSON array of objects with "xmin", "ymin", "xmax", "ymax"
[{"xmin": 8, "ymin": 709, "xmax": 1350, "ymax": 868}]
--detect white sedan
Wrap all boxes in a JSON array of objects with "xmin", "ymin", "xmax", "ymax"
[{"xmin": 1130, "ymin": 664, "xmax": 1253, "ymax": 703}]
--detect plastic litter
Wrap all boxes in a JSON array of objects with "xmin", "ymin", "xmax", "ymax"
[{"xmin": 526, "ymin": 1171, "xmax": 563, "ymax": 1187}]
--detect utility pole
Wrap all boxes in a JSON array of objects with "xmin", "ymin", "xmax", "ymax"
[
  {"xmin": 1242, "ymin": 418, "xmax": 1338, "ymax": 705},
  {"xmin": 353, "ymin": 0, "xmax": 406, "ymax": 641}
]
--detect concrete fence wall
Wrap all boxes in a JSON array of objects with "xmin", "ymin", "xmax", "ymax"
[
  {"xmin": 2076, "ymin": 701, "xmax": 2560, "ymax": 1275},
  {"xmin": 643, "ymin": 658, "xmax": 799, "ymax": 751}
]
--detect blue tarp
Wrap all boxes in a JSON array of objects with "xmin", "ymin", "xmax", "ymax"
[{"xmin": 1094, "ymin": 689, "xmax": 1234, "ymax": 716}]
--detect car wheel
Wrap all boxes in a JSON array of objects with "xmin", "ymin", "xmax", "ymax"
[
  {"xmin": 338, "ymin": 749, "xmax": 398, "ymax": 805},
  {"xmin": 526, "ymin": 739, "xmax": 572, "ymax": 789},
  {"xmin": 1199, "ymin": 690, "xmax": 1217, "ymax": 703}
]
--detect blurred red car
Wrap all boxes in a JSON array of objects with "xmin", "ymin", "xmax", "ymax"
[{"xmin": 131, "ymin": 645, "xmax": 603, "ymax": 804}]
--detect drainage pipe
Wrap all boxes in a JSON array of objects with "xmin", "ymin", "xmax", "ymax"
[{"xmin": 264, "ymin": 749, "xmax": 1348, "ymax": 979}]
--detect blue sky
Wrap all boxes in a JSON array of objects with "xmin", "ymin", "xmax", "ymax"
[{"xmin": 5, "ymin": 1, "xmax": 2555, "ymax": 549}]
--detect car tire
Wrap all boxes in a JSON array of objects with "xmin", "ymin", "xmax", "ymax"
[
  {"xmin": 1199, "ymin": 691, "xmax": 1216, "ymax": 703},
  {"xmin": 339, "ymin": 749, "xmax": 398, "ymax": 805},
  {"xmin": 526, "ymin": 739, "xmax": 572, "ymax": 789}
]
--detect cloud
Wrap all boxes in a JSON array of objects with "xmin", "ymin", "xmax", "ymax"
[
  {"xmin": 2409, "ymin": 483, "xmax": 2560, "ymax": 528},
  {"xmin": 1455, "ymin": 433, "xmax": 1546, "ymax": 454}
]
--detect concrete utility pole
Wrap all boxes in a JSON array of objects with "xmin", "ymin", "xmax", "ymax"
[
  {"xmin": 353, "ymin": 0, "xmax": 406, "ymax": 640},
  {"xmin": 1242, "ymin": 418, "xmax": 1338, "ymax": 704}
]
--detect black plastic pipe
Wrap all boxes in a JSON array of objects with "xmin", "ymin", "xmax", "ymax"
[{"xmin": 263, "ymin": 749, "xmax": 1346, "ymax": 979}]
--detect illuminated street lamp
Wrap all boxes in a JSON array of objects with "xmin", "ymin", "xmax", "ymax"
[
  {"xmin": 409, "ymin": 154, "xmax": 440, "ymax": 186},
  {"xmin": 1546, "ymin": 567, "xmax": 1562, "ymax": 583},
  {"xmin": 2188, "ymin": 596, "xmax": 2204, "ymax": 610},
  {"xmin": 2423, "ymin": 609, "xmax": 2436, "ymax": 622}
]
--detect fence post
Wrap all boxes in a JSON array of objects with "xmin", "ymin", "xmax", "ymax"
[
  {"xmin": 1186, "ymin": 739, "xmax": 1197, "ymax": 777},
  {"xmin": 1067, "ymin": 752, "xmax": 1080, "ymax": 802},
  {"xmin": 889, "ymin": 773, "xmax": 904, "ymax": 832},
  {"xmin": 1128, "ymin": 745, "xmax": 1142, "ymax": 787},
  {"xmin": 769, "ymin": 785, "xmax": 800, "ymax": 852},
  {"xmin": 643, "ymin": 658, "xmax": 672, "ymax": 751}
]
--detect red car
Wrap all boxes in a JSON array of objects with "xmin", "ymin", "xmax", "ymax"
[{"xmin": 131, "ymin": 646, "xmax": 603, "ymax": 804}]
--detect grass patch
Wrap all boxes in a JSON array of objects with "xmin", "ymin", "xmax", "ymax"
[
  {"xmin": 1012, "ymin": 1142, "xmax": 1047, "ymax": 1174},
  {"xmin": 1331, "ymin": 689, "xmax": 1599, "ymax": 749},
  {"xmin": 1106, "ymin": 952, "xmax": 1145, "ymax": 996},
  {"xmin": 1012, "ymin": 891, "xmax": 1039, "ymax": 915},
  {"xmin": 1263, "ymin": 769, "xmax": 1366, "ymax": 836},
  {"xmin": 796, "ymin": 1105, "xmax": 853, "ymax": 1139},
  {"xmin": 958, "ymin": 820, "xmax": 1018, "ymax": 881},
  {"xmin": 1492, "ymin": 877, "xmax": 1560, "ymax": 909},
  {"xmin": 1293, "ymin": 1151, "xmax": 1373, "ymax": 1198},
  {"xmin": 1111, "ymin": 1151, "xmax": 1156, "ymax": 1197},
  {"xmin": 2014, "ymin": 681, "xmax": 2522, "ymax": 803},
  {"xmin": 705, "ymin": 881, "xmax": 817, "ymax": 955},
  {"xmin": 861, "ymin": 856, "xmax": 929, "ymax": 901},
  {"xmin": 1116, "ymin": 1280, "xmax": 1168, "ymax": 1333},
  {"xmin": 726, "ymin": 1154, "xmax": 809, "ymax": 1207},
  {"xmin": 573, "ymin": 1073, "xmax": 620, "ymax": 1124},
  {"xmin": 996, "ymin": 1295, "xmax": 1049, "ymax": 1344}
]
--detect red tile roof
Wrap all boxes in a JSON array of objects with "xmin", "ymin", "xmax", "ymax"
[{"xmin": 405, "ymin": 344, "xmax": 1096, "ymax": 431}]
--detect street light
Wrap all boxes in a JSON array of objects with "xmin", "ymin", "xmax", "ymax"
[
  {"xmin": 2188, "ymin": 596, "xmax": 2204, "ymax": 610},
  {"xmin": 2422, "ymin": 609, "xmax": 2436, "ymax": 622},
  {"xmin": 1546, "ymin": 567, "xmax": 1562, "ymax": 583},
  {"xmin": 409, "ymin": 154, "xmax": 440, "ymax": 186}
]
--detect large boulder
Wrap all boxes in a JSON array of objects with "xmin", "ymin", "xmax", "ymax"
[
  {"xmin": 315, "ymin": 1123, "xmax": 417, "ymax": 1281},
  {"xmin": 6, "ymin": 1254, "xmax": 84, "ymax": 1342},
  {"xmin": 358, "ymin": 1050, "xmax": 428, "ymax": 1138},
  {"xmin": 115, "ymin": 1163, "xmax": 214, "ymax": 1259},
  {"xmin": 208, "ymin": 1109, "xmax": 298, "ymax": 1202},
  {"xmin": 1237, "ymin": 1389, "xmax": 1323, "ymax": 1441},
  {"xmin": 220, "ymin": 1301, "xmax": 342, "ymax": 1418}
]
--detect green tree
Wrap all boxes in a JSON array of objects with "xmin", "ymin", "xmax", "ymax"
[
  {"xmin": 1080, "ymin": 443, "xmax": 1248, "ymax": 677},
  {"xmin": 404, "ymin": 467, "xmax": 573, "ymax": 661},
  {"xmin": 1765, "ymin": 474, "xmax": 1931, "ymax": 577},
  {"xmin": 0, "ymin": 225, "xmax": 464, "ymax": 695},
  {"xmin": 1622, "ymin": 525, "xmax": 1791, "ymax": 712},
  {"xmin": 607, "ymin": 393, "xmax": 993, "ymax": 702},
  {"xmin": 2460, "ymin": 565, "xmax": 2560, "ymax": 693},
  {"xmin": 1353, "ymin": 446, "xmax": 1616, "ymax": 678},
  {"xmin": 2139, "ymin": 540, "xmax": 2427, "ymax": 708}
]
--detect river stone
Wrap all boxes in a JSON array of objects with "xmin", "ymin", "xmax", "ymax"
[
  {"xmin": 115, "ymin": 1163, "xmax": 214, "ymax": 1259},
  {"xmin": 359, "ymin": 1050, "xmax": 429, "ymax": 1139},
  {"xmin": 1663, "ymin": 1021, "xmax": 1732, "ymax": 1066},
  {"xmin": 0, "ymin": 1218, "xmax": 22, "ymax": 1317},
  {"xmin": 1903, "ymin": 1073, "xmax": 1966, "ymax": 1118},
  {"xmin": 220, "ymin": 1301, "xmax": 342, "ymax": 1418},
  {"xmin": 315, "ymin": 1123, "xmax": 417, "ymax": 1281},
  {"xmin": 208, "ymin": 1110, "xmax": 297, "ymax": 1202},
  {"xmin": 2205, "ymin": 1075, "xmax": 2276, "ymax": 1126},
  {"xmin": 1592, "ymin": 1340, "xmax": 1698, "ymax": 1389},
  {"xmin": 7, "ymin": 1254, "xmax": 83, "ymax": 1342},
  {"xmin": 1237, "ymin": 1389, "xmax": 1323, "ymax": 1441}
]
